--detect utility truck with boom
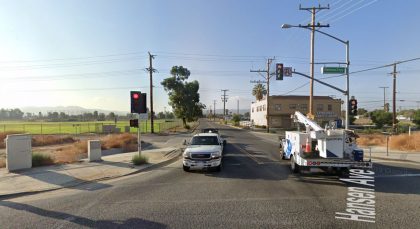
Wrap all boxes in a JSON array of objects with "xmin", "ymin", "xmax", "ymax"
[{"xmin": 280, "ymin": 111, "xmax": 372, "ymax": 173}]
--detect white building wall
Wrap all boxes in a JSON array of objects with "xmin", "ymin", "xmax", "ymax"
[{"xmin": 250, "ymin": 98, "xmax": 267, "ymax": 126}]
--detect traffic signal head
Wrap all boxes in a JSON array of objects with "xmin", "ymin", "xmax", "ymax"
[
  {"xmin": 276, "ymin": 63, "xmax": 284, "ymax": 80},
  {"xmin": 130, "ymin": 91, "xmax": 147, "ymax": 114},
  {"xmin": 130, "ymin": 119, "xmax": 139, "ymax": 128},
  {"xmin": 349, "ymin": 99, "xmax": 358, "ymax": 115}
]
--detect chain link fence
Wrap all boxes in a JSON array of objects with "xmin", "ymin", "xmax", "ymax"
[{"xmin": 0, "ymin": 119, "xmax": 183, "ymax": 135}]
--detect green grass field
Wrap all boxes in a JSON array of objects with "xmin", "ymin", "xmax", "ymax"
[{"xmin": 0, "ymin": 119, "xmax": 183, "ymax": 134}]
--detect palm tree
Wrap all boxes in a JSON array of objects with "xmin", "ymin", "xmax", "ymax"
[{"xmin": 252, "ymin": 83, "xmax": 267, "ymax": 101}]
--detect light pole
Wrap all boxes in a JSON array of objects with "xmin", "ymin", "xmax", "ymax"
[
  {"xmin": 379, "ymin": 87, "xmax": 389, "ymax": 111},
  {"xmin": 282, "ymin": 24, "xmax": 350, "ymax": 129}
]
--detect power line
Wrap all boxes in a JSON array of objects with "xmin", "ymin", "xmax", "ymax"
[
  {"xmin": 328, "ymin": 0, "xmax": 379, "ymax": 23},
  {"xmin": 320, "ymin": 0, "xmax": 365, "ymax": 22}
]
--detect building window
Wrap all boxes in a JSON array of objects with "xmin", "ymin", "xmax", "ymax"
[
  {"xmin": 289, "ymin": 104, "xmax": 297, "ymax": 109},
  {"xmin": 300, "ymin": 104, "xmax": 308, "ymax": 111},
  {"xmin": 263, "ymin": 105, "xmax": 266, "ymax": 111},
  {"xmin": 328, "ymin": 104, "xmax": 332, "ymax": 111},
  {"xmin": 274, "ymin": 104, "xmax": 282, "ymax": 111},
  {"xmin": 252, "ymin": 107, "xmax": 254, "ymax": 113},
  {"xmin": 317, "ymin": 104, "xmax": 324, "ymax": 111}
]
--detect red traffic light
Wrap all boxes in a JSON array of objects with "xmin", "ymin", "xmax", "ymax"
[{"xmin": 132, "ymin": 93, "xmax": 140, "ymax": 100}]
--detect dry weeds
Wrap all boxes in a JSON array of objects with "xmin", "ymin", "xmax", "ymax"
[
  {"xmin": 102, "ymin": 133, "xmax": 138, "ymax": 152},
  {"xmin": 32, "ymin": 135, "xmax": 76, "ymax": 147},
  {"xmin": 54, "ymin": 140, "xmax": 88, "ymax": 164},
  {"xmin": 358, "ymin": 132, "xmax": 420, "ymax": 151},
  {"xmin": 0, "ymin": 131, "xmax": 23, "ymax": 148}
]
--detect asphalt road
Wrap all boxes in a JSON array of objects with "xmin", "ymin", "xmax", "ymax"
[{"xmin": 1, "ymin": 119, "xmax": 420, "ymax": 228}]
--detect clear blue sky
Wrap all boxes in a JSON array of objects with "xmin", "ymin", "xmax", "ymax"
[{"xmin": 1, "ymin": 0, "xmax": 420, "ymax": 113}]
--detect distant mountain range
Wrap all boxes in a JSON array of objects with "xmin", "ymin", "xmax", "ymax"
[
  {"xmin": 20, "ymin": 106, "xmax": 128, "ymax": 116},
  {"xmin": 19, "ymin": 106, "xmax": 250, "ymax": 116}
]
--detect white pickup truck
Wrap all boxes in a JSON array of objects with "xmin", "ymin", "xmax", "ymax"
[{"xmin": 182, "ymin": 133, "xmax": 226, "ymax": 172}]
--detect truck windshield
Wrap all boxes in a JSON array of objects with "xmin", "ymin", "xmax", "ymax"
[{"xmin": 190, "ymin": 136, "xmax": 219, "ymax": 145}]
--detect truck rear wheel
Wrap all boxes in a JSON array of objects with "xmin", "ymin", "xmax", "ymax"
[
  {"xmin": 290, "ymin": 155, "xmax": 300, "ymax": 173},
  {"xmin": 279, "ymin": 149, "xmax": 286, "ymax": 160}
]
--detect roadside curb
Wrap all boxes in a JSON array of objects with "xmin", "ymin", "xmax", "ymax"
[
  {"xmin": 371, "ymin": 156, "xmax": 420, "ymax": 165},
  {"xmin": 0, "ymin": 149, "xmax": 181, "ymax": 200}
]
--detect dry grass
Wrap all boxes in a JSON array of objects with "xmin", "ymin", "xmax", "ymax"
[
  {"xmin": 32, "ymin": 135, "xmax": 76, "ymax": 147},
  {"xmin": 54, "ymin": 140, "xmax": 88, "ymax": 164},
  {"xmin": 389, "ymin": 133, "xmax": 420, "ymax": 151},
  {"xmin": 357, "ymin": 134, "xmax": 386, "ymax": 146},
  {"xmin": 53, "ymin": 133, "xmax": 138, "ymax": 164},
  {"xmin": 0, "ymin": 132, "xmax": 75, "ymax": 149},
  {"xmin": 102, "ymin": 133, "xmax": 138, "ymax": 152},
  {"xmin": 358, "ymin": 132, "xmax": 420, "ymax": 151},
  {"xmin": 0, "ymin": 133, "xmax": 141, "ymax": 166},
  {"xmin": 0, "ymin": 131, "xmax": 23, "ymax": 148}
]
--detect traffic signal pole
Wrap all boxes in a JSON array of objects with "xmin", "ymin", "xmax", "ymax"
[
  {"xmin": 345, "ymin": 41, "xmax": 350, "ymax": 130},
  {"xmin": 138, "ymin": 115, "xmax": 141, "ymax": 156}
]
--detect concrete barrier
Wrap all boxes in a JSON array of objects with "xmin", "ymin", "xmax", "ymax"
[
  {"xmin": 6, "ymin": 134, "xmax": 32, "ymax": 172},
  {"xmin": 88, "ymin": 140, "xmax": 102, "ymax": 162}
]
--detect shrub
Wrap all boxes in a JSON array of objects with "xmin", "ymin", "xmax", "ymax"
[
  {"xmin": 132, "ymin": 154, "xmax": 148, "ymax": 165},
  {"xmin": 32, "ymin": 153, "xmax": 54, "ymax": 167},
  {"xmin": 185, "ymin": 124, "xmax": 191, "ymax": 130},
  {"xmin": 232, "ymin": 114, "xmax": 241, "ymax": 126}
]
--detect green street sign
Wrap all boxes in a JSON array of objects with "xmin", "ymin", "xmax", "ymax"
[{"xmin": 321, "ymin": 67, "xmax": 347, "ymax": 74}]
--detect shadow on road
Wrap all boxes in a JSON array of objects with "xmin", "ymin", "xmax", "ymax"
[
  {"xmin": 0, "ymin": 200, "xmax": 167, "ymax": 228},
  {"xmin": 14, "ymin": 167, "xmax": 112, "ymax": 192},
  {"xmin": 372, "ymin": 162, "xmax": 420, "ymax": 195},
  {"xmin": 196, "ymin": 144, "xmax": 290, "ymax": 181}
]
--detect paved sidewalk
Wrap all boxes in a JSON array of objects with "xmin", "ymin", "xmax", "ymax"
[{"xmin": 0, "ymin": 147, "xmax": 180, "ymax": 198}]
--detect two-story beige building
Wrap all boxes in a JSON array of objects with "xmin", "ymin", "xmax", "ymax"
[{"xmin": 250, "ymin": 95, "xmax": 342, "ymax": 128}]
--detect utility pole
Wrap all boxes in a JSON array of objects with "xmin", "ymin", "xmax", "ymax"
[
  {"xmin": 379, "ymin": 86, "xmax": 389, "ymax": 111},
  {"xmin": 250, "ymin": 58, "xmax": 275, "ymax": 133},
  {"xmin": 221, "ymin": 90, "xmax": 229, "ymax": 117},
  {"xmin": 213, "ymin": 100, "xmax": 217, "ymax": 121},
  {"xmin": 390, "ymin": 63, "xmax": 398, "ymax": 133},
  {"xmin": 237, "ymin": 99, "xmax": 239, "ymax": 114},
  {"xmin": 146, "ymin": 52, "xmax": 157, "ymax": 133},
  {"xmin": 299, "ymin": 4, "xmax": 330, "ymax": 119}
]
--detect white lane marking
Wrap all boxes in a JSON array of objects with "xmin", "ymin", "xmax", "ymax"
[
  {"xmin": 231, "ymin": 144, "xmax": 264, "ymax": 165},
  {"xmin": 375, "ymin": 173, "xmax": 420, "ymax": 178}
]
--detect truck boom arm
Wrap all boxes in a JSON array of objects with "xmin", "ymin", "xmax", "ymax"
[{"xmin": 293, "ymin": 111, "xmax": 323, "ymax": 131}]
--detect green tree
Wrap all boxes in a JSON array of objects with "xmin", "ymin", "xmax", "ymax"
[
  {"xmin": 252, "ymin": 83, "xmax": 267, "ymax": 101},
  {"xmin": 232, "ymin": 114, "xmax": 241, "ymax": 126},
  {"xmin": 357, "ymin": 108, "xmax": 368, "ymax": 116},
  {"xmin": 157, "ymin": 112, "xmax": 165, "ymax": 119},
  {"xmin": 161, "ymin": 66, "xmax": 205, "ymax": 127},
  {"xmin": 413, "ymin": 110, "xmax": 420, "ymax": 126},
  {"xmin": 370, "ymin": 110, "xmax": 394, "ymax": 128}
]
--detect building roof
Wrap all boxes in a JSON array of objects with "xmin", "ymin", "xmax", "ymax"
[{"xmin": 269, "ymin": 95, "xmax": 338, "ymax": 100}]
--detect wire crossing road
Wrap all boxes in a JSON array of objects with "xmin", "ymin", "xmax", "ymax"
[{"xmin": 1, "ymin": 119, "xmax": 420, "ymax": 228}]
